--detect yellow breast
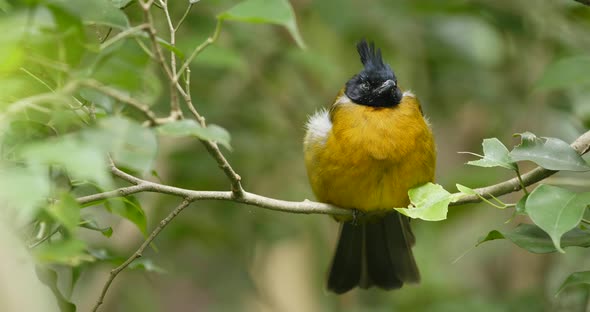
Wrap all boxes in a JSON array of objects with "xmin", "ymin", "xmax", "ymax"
[{"xmin": 304, "ymin": 91, "xmax": 436, "ymax": 213}]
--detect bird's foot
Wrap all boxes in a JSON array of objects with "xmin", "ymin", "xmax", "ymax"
[{"xmin": 352, "ymin": 209, "xmax": 360, "ymax": 226}]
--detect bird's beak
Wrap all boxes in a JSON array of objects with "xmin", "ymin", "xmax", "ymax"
[{"xmin": 375, "ymin": 79, "xmax": 396, "ymax": 95}]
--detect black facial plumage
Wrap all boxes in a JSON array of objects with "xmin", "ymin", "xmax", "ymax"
[{"xmin": 345, "ymin": 40, "xmax": 403, "ymax": 107}]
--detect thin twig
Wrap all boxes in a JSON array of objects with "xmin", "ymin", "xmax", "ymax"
[
  {"xmin": 175, "ymin": 3, "xmax": 193, "ymax": 31},
  {"xmin": 100, "ymin": 24, "xmax": 150, "ymax": 50},
  {"xmin": 79, "ymin": 164, "xmax": 345, "ymax": 215},
  {"xmin": 168, "ymin": 19, "xmax": 243, "ymax": 195},
  {"xmin": 91, "ymin": 199, "xmax": 192, "ymax": 312},
  {"xmin": 179, "ymin": 85, "xmax": 244, "ymax": 194},
  {"xmin": 81, "ymin": 80, "xmax": 159, "ymax": 125},
  {"xmin": 140, "ymin": 2, "xmax": 174, "ymax": 81},
  {"xmin": 175, "ymin": 18, "xmax": 222, "ymax": 81},
  {"xmin": 159, "ymin": 0, "xmax": 183, "ymax": 120}
]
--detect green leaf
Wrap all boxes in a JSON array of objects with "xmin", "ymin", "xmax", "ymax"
[
  {"xmin": 477, "ymin": 229, "xmax": 505, "ymax": 244},
  {"xmin": 218, "ymin": 0, "xmax": 306, "ymax": 49},
  {"xmin": 477, "ymin": 223, "xmax": 590, "ymax": 254},
  {"xmin": 466, "ymin": 138, "xmax": 516, "ymax": 170},
  {"xmin": 97, "ymin": 117, "xmax": 158, "ymax": 175},
  {"xmin": 105, "ymin": 196, "xmax": 147, "ymax": 235},
  {"xmin": 158, "ymin": 120, "xmax": 231, "ymax": 150},
  {"xmin": 129, "ymin": 258, "xmax": 166, "ymax": 273},
  {"xmin": 47, "ymin": 193, "xmax": 80, "ymax": 233},
  {"xmin": 557, "ymin": 271, "xmax": 590, "ymax": 295},
  {"xmin": 35, "ymin": 267, "xmax": 76, "ymax": 312},
  {"xmin": 0, "ymin": 166, "xmax": 50, "ymax": 224},
  {"xmin": 510, "ymin": 132, "xmax": 590, "ymax": 171},
  {"xmin": 79, "ymin": 219, "xmax": 113, "ymax": 238},
  {"xmin": 536, "ymin": 56, "xmax": 590, "ymax": 90},
  {"xmin": 46, "ymin": 0, "xmax": 129, "ymax": 28},
  {"xmin": 525, "ymin": 185, "xmax": 590, "ymax": 253},
  {"xmin": 21, "ymin": 136, "xmax": 112, "ymax": 188},
  {"xmin": 156, "ymin": 37, "xmax": 185, "ymax": 59},
  {"xmin": 34, "ymin": 239, "xmax": 94, "ymax": 266},
  {"xmin": 394, "ymin": 183, "xmax": 451, "ymax": 221}
]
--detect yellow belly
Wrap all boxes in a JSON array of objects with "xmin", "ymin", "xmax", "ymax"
[{"xmin": 304, "ymin": 93, "xmax": 436, "ymax": 213}]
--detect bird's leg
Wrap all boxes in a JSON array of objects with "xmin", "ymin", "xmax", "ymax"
[{"xmin": 352, "ymin": 209, "xmax": 360, "ymax": 226}]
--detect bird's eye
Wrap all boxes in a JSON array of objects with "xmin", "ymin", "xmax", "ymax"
[{"xmin": 360, "ymin": 82, "xmax": 369, "ymax": 90}]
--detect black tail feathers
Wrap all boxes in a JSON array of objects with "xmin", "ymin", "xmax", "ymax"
[{"xmin": 326, "ymin": 213, "xmax": 419, "ymax": 294}]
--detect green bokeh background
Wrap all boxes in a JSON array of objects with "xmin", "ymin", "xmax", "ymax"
[{"xmin": 3, "ymin": 0, "xmax": 590, "ymax": 311}]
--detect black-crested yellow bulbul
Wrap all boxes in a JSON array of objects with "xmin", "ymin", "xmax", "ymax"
[{"xmin": 303, "ymin": 40, "xmax": 436, "ymax": 294}]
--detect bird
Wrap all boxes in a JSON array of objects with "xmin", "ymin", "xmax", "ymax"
[{"xmin": 303, "ymin": 40, "xmax": 436, "ymax": 294}]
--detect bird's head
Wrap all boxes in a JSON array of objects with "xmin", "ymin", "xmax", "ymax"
[{"xmin": 345, "ymin": 40, "xmax": 403, "ymax": 107}]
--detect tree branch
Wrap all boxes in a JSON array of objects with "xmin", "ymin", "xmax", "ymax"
[
  {"xmin": 91, "ymin": 199, "xmax": 192, "ymax": 312},
  {"xmin": 450, "ymin": 130, "xmax": 590, "ymax": 205},
  {"xmin": 85, "ymin": 131, "xmax": 589, "ymax": 311},
  {"xmin": 163, "ymin": 18, "xmax": 243, "ymax": 195},
  {"xmin": 78, "ymin": 164, "xmax": 348, "ymax": 216},
  {"xmin": 80, "ymin": 131, "xmax": 590, "ymax": 215},
  {"xmin": 134, "ymin": 1, "xmax": 243, "ymax": 196},
  {"xmin": 140, "ymin": 1, "xmax": 174, "ymax": 82}
]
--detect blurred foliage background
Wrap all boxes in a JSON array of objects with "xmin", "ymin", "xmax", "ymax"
[{"xmin": 2, "ymin": 0, "xmax": 590, "ymax": 311}]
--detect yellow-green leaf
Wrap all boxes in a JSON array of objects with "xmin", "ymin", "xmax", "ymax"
[
  {"xmin": 395, "ymin": 183, "xmax": 451, "ymax": 221},
  {"xmin": 465, "ymin": 138, "xmax": 516, "ymax": 170}
]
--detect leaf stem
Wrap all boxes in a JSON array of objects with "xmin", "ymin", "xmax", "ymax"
[
  {"xmin": 174, "ymin": 3, "xmax": 193, "ymax": 31},
  {"xmin": 515, "ymin": 165, "xmax": 529, "ymax": 195}
]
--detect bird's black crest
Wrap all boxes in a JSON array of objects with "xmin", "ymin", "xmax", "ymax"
[
  {"xmin": 345, "ymin": 40, "xmax": 401, "ymax": 107},
  {"xmin": 357, "ymin": 39, "xmax": 386, "ymax": 72}
]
